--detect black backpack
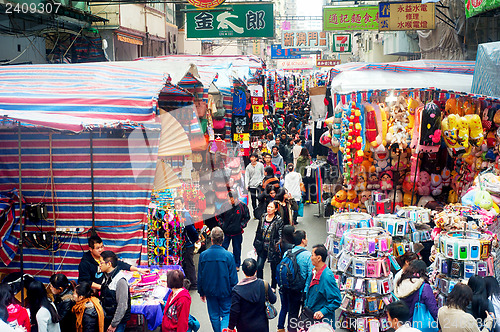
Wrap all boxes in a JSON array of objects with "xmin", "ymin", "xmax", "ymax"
[{"xmin": 276, "ymin": 248, "xmax": 307, "ymax": 291}]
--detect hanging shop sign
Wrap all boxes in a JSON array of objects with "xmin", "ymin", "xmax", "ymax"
[
  {"xmin": 465, "ymin": 0, "xmax": 500, "ymax": 17},
  {"xmin": 277, "ymin": 58, "xmax": 315, "ymax": 70},
  {"xmin": 323, "ymin": 6, "xmax": 379, "ymax": 31},
  {"xmin": 379, "ymin": 2, "xmax": 435, "ymax": 31},
  {"xmin": 187, "ymin": 0, "xmax": 225, "ymax": 9},
  {"xmin": 186, "ymin": 3, "xmax": 274, "ymax": 38},
  {"xmin": 332, "ymin": 34, "xmax": 352, "ymax": 52},
  {"xmin": 281, "ymin": 30, "xmax": 328, "ymax": 49},
  {"xmin": 316, "ymin": 59, "xmax": 341, "ymax": 67},
  {"xmin": 271, "ymin": 44, "xmax": 301, "ymax": 59},
  {"xmin": 116, "ymin": 32, "xmax": 143, "ymax": 46}
]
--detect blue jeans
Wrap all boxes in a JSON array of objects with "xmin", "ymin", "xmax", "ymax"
[
  {"xmin": 278, "ymin": 288, "xmax": 289, "ymax": 329},
  {"xmin": 206, "ymin": 296, "xmax": 231, "ymax": 332},
  {"xmin": 221, "ymin": 233, "xmax": 242, "ymax": 267}
]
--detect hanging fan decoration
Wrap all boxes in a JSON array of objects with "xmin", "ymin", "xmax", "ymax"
[
  {"xmin": 157, "ymin": 111, "xmax": 192, "ymax": 157},
  {"xmin": 153, "ymin": 160, "xmax": 182, "ymax": 191}
]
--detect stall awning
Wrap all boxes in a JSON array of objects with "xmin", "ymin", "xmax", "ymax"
[
  {"xmin": 330, "ymin": 60, "xmax": 475, "ymax": 95},
  {"xmin": 0, "ymin": 62, "xmax": 194, "ymax": 127}
]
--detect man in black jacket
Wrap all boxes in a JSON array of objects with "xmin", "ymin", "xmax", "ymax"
[
  {"xmin": 216, "ymin": 190, "xmax": 250, "ymax": 271},
  {"xmin": 99, "ymin": 250, "xmax": 131, "ymax": 332},
  {"xmin": 78, "ymin": 234, "xmax": 148, "ymax": 290},
  {"xmin": 227, "ymin": 258, "xmax": 276, "ymax": 332}
]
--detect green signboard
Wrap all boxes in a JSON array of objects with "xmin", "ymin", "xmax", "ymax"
[
  {"xmin": 186, "ymin": 3, "xmax": 274, "ymax": 38},
  {"xmin": 465, "ymin": 0, "xmax": 500, "ymax": 17},
  {"xmin": 323, "ymin": 6, "xmax": 379, "ymax": 31}
]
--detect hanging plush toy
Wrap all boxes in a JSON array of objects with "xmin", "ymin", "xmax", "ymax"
[
  {"xmin": 364, "ymin": 103, "xmax": 383, "ymax": 152},
  {"xmin": 441, "ymin": 168, "xmax": 452, "ymax": 186},
  {"xmin": 417, "ymin": 171, "xmax": 431, "ymax": 196},
  {"xmin": 407, "ymin": 98, "xmax": 420, "ymax": 131},
  {"xmin": 379, "ymin": 170, "xmax": 393, "ymax": 191},
  {"xmin": 360, "ymin": 150, "xmax": 375, "ymax": 174},
  {"xmin": 345, "ymin": 190, "xmax": 359, "ymax": 210},
  {"xmin": 354, "ymin": 173, "xmax": 367, "ymax": 191},
  {"xmin": 418, "ymin": 101, "xmax": 442, "ymax": 151},
  {"xmin": 430, "ymin": 173, "xmax": 443, "ymax": 196},
  {"xmin": 373, "ymin": 148, "xmax": 391, "ymax": 173},
  {"xmin": 465, "ymin": 114, "xmax": 484, "ymax": 147},
  {"xmin": 367, "ymin": 173, "xmax": 380, "ymax": 190},
  {"xmin": 332, "ymin": 190, "xmax": 347, "ymax": 209},
  {"xmin": 378, "ymin": 103, "xmax": 389, "ymax": 146}
]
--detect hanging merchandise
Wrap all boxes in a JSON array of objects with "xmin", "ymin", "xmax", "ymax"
[
  {"xmin": 335, "ymin": 227, "xmax": 397, "ymax": 332},
  {"xmin": 147, "ymin": 203, "xmax": 183, "ymax": 266},
  {"xmin": 233, "ymin": 88, "xmax": 247, "ymax": 116}
]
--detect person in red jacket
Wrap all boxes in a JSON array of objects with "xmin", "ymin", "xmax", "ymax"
[
  {"xmin": 162, "ymin": 270, "xmax": 192, "ymax": 332},
  {"xmin": 0, "ymin": 283, "xmax": 31, "ymax": 331}
]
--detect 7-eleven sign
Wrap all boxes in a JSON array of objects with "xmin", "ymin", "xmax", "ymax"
[{"xmin": 332, "ymin": 34, "xmax": 352, "ymax": 53}]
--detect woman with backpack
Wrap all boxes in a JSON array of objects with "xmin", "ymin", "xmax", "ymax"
[
  {"xmin": 253, "ymin": 201, "xmax": 283, "ymax": 290},
  {"xmin": 394, "ymin": 260, "xmax": 438, "ymax": 324}
]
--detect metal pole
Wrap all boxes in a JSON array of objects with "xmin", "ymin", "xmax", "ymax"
[
  {"xmin": 17, "ymin": 124, "xmax": 24, "ymax": 306},
  {"xmin": 90, "ymin": 132, "xmax": 95, "ymax": 229}
]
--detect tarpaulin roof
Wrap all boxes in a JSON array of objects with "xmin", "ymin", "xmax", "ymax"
[
  {"xmin": 330, "ymin": 60, "xmax": 475, "ymax": 95},
  {"xmin": 471, "ymin": 41, "xmax": 500, "ymax": 98},
  {"xmin": 0, "ymin": 61, "xmax": 196, "ymax": 131}
]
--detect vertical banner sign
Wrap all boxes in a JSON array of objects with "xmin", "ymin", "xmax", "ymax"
[
  {"xmin": 323, "ymin": 6, "xmax": 379, "ymax": 31},
  {"xmin": 186, "ymin": 3, "xmax": 274, "ymax": 38},
  {"xmin": 249, "ymin": 85, "xmax": 264, "ymax": 131},
  {"xmin": 379, "ymin": 2, "xmax": 435, "ymax": 30},
  {"xmin": 281, "ymin": 31, "xmax": 328, "ymax": 49},
  {"xmin": 332, "ymin": 34, "xmax": 352, "ymax": 52}
]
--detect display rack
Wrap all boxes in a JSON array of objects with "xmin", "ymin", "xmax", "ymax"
[
  {"xmin": 335, "ymin": 227, "xmax": 396, "ymax": 332},
  {"xmin": 325, "ymin": 212, "xmax": 373, "ymax": 269},
  {"xmin": 433, "ymin": 230, "xmax": 495, "ymax": 307}
]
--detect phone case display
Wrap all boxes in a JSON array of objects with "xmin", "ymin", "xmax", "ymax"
[
  {"xmin": 395, "ymin": 206, "xmax": 431, "ymax": 224},
  {"xmin": 336, "ymin": 227, "xmax": 396, "ymax": 332},
  {"xmin": 147, "ymin": 203, "xmax": 184, "ymax": 266},
  {"xmin": 326, "ymin": 213, "xmax": 373, "ymax": 269},
  {"xmin": 375, "ymin": 213, "xmax": 432, "ymax": 258},
  {"xmin": 433, "ymin": 230, "xmax": 495, "ymax": 303}
]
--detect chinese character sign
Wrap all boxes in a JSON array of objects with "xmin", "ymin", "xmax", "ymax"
[
  {"xmin": 281, "ymin": 31, "xmax": 327, "ymax": 49},
  {"xmin": 379, "ymin": 2, "xmax": 435, "ymax": 31},
  {"xmin": 316, "ymin": 59, "xmax": 341, "ymax": 67},
  {"xmin": 332, "ymin": 34, "xmax": 352, "ymax": 52},
  {"xmin": 187, "ymin": 0, "xmax": 225, "ymax": 9},
  {"xmin": 323, "ymin": 6, "xmax": 379, "ymax": 31},
  {"xmin": 186, "ymin": 3, "xmax": 274, "ymax": 38}
]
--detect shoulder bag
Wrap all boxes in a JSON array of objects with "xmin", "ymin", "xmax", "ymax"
[
  {"xmin": 264, "ymin": 281, "xmax": 277, "ymax": 319},
  {"xmin": 413, "ymin": 284, "xmax": 438, "ymax": 332}
]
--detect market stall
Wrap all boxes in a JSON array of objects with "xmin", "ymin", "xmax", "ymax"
[{"xmin": 0, "ymin": 61, "xmax": 197, "ymax": 282}]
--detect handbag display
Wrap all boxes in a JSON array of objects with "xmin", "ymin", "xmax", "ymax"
[
  {"xmin": 264, "ymin": 281, "xmax": 277, "ymax": 319},
  {"xmin": 213, "ymin": 119, "xmax": 226, "ymax": 130},
  {"xmin": 413, "ymin": 285, "xmax": 438, "ymax": 332}
]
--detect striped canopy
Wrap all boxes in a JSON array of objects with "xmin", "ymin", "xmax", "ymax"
[{"xmin": 0, "ymin": 61, "xmax": 194, "ymax": 127}]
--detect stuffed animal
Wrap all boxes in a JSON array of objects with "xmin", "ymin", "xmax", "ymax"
[
  {"xmin": 354, "ymin": 173, "xmax": 367, "ymax": 192},
  {"xmin": 364, "ymin": 103, "xmax": 380, "ymax": 150},
  {"xmin": 417, "ymin": 171, "xmax": 431, "ymax": 196},
  {"xmin": 379, "ymin": 171, "xmax": 393, "ymax": 191},
  {"xmin": 458, "ymin": 116, "xmax": 470, "ymax": 149},
  {"xmin": 430, "ymin": 173, "xmax": 443, "ymax": 196},
  {"xmin": 373, "ymin": 148, "xmax": 391, "ymax": 173},
  {"xmin": 367, "ymin": 173, "xmax": 380, "ymax": 190},
  {"xmin": 389, "ymin": 190, "xmax": 404, "ymax": 209},
  {"xmin": 419, "ymin": 102, "xmax": 442, "ymax": 149},
  {"xmin": 332, "ymin": 190, "xmax": 347, "ymax": 209},
  {"xmin": 345, "ymin": 190, "xmax": 359, "ymax": 210},
  {"xmin": 360, "ymin": 150, "xmax": 375, "ymax": 174},
  {"xmin": 359, "ymin": 190, "xmax": 371, "ymax": 210},
  {"xmin": 448, "ymin": 189, "xmax": 458, "ymax": 203},
  {"xmin": 441, "ymin": 168, "xmax": 451, "ymax": 187},
  {"xmin": 465, "ymin": 114, "xmax": 484, "ymax": 147},
  {"xmin": 403, "ymin": 192, "xmax": 414, "ymax": 206}
]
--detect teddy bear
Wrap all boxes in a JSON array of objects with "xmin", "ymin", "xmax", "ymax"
[
  {"xmin": 360, "ymin": 150, "xmax": 375, "ymax": 174},
  {"xmin": 358, "ymin": 190, "xmax": 371, "ymax": 212},
  {"xmin": 331, "ymin": 190, "xmax": 347, "ymax": 209},
  {"xmin": 417, "ymin": 171, "xmax": 431, "ymax": 196},
  {"xmin": 345, "ymin": 190, "xmax": 359, "ymax": 210}
]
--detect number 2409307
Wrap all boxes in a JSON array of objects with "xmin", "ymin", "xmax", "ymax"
[{"xmin": 5, "ymin": 2, "xmax": 61, "ymax": 14}]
